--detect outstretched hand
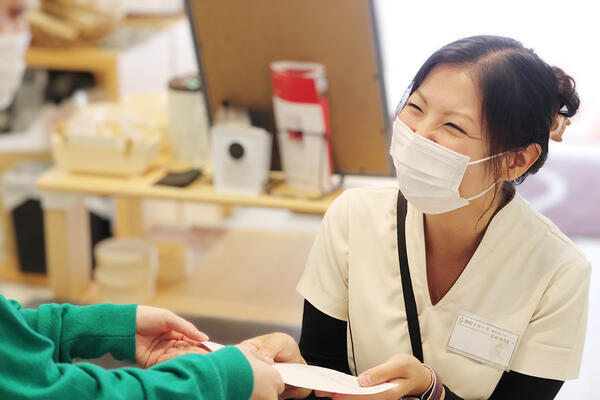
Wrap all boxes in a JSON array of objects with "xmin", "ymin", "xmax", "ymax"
[{"xmin": 135, "ymin": 305, "xmax": 210, "ymax": 368}]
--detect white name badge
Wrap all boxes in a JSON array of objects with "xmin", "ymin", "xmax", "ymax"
[{"xmin": 447, "ymin": 312, "xmax": 520, "ymax": 370}]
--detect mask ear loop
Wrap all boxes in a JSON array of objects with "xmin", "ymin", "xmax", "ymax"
[
  {"xmin": 466, "ymin": 151, "xmax": 509, "ymax": 166},
  {"xmin": 464, "ymin": 151, "xmax": 509, "ymax": 201},
  {"xmin": 464, "ymin": 179, "xmax": 503, "ymax": 201}
]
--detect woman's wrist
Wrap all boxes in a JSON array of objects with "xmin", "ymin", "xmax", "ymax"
[
  {"xmin": 417, "ymin": 363, "xmax": 435, "ymax": 395},
  {"xmin": 420, "ymin": 364, "xmax": 444, "ymax": 400}
]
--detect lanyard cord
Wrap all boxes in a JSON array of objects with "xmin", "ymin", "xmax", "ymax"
[{"xmin": 397, "ymin": 191, "xmax": 424, "ymax": 363}]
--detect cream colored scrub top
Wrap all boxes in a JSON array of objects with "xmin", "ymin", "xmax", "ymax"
[{"xmin": 297, "ymin": 187, "xmax": 590, "ymax": 400}]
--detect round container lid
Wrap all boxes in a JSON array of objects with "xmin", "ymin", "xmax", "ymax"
[
  {"xmin": 95, "ymin": 267, "xmax": 141, "ymax": 288},
  {"xmin": 95, "ymin": 238, "xmax": 156, "ymax": 266},
  {"xmin": 168, "ymin": 74, "xmax": 202, "ymax": 92}
]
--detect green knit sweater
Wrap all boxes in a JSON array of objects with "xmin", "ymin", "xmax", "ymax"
[{"xmin": 0, "ymin": 294, "xmax": 254, "ymax": 400}]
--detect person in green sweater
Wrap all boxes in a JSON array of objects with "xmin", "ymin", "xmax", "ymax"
[
  {"xmin": 0, "ymin": 294, "xmax": 285, "ymax": 400},
  {"xmin": 0, "ymin": 3, "xmax": 284, "ymax": 399}
]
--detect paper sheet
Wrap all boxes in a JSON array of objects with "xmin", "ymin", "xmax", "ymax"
[
  {"xmin": 201, "ymin": 341, "xmax": 397, "ymax": 395},
  {"xmin": 273, "ymin": 363, "xmax": 398, "ymax": 395}
]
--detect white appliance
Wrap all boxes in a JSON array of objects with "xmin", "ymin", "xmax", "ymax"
[{"xmin": 211, "ymin": 123, "xmax": 272, "ymax": 196}]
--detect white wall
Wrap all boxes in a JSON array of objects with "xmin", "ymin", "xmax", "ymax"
[{"xmin": 374, "ymin": 0, "xmax": 600, "ymax": 144}]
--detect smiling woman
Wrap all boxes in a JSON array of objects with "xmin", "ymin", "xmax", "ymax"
[{"xmin": 247, "ymin": 35, "xmax": 591, "ymax": 400}]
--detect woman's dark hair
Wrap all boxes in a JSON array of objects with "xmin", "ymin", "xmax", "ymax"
[{"xmin": 399, "ymin": 35, "xmax": 580, "ymax": 184}]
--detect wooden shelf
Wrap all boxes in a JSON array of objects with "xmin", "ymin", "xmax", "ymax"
[
  {"xmin": 25, "ymin": 46, "xmax": 118, "ymax": 72},
  {"xmin": 25, "ymin": 45, "xmax": 119, "ymax": 100},
  {"xmin": 23, "ymin": 15, "xmax": 185, "ymax": 71},
  {"xmin": 24, "ymin": 15, "xmax": 187, "ymax": 101},
  {"xmin": 37, "ymin": 166, "xmax": 342, "ymax": 215}
]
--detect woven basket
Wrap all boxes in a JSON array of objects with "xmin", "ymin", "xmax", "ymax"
[{"xmin": 26, "ymin": 0, "xmax": 124, "ymax": 47}]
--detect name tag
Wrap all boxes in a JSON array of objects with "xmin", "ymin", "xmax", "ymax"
[{"xmin": 446, "ymin": 312, "xmax": 520, "ymax": 370}]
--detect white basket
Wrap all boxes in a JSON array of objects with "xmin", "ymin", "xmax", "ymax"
[{"xmin": 51, "ymin": 133, "xmax": 161, "ymax": 176}]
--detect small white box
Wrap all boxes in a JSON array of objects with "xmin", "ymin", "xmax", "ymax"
[{"xmin": 211, "ymin": 123, "xmax": 272, "ymax": 196}]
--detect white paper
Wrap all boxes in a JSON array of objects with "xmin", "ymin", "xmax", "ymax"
[
  {"xmin": 201, "ymin": 341, "xmax": 397, "ymax": 395},
  {"xmin": 273, "ymin": 363, "xmax": 398, "ymax": 395},
  {"xmin": 201, "ymin": 341, "xmax": 226, "ymax": 352}
]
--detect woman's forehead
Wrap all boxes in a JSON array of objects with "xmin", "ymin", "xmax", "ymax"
[{"xmin": 416, "ymin": 64, "xmax": 481, "ymax": 120}]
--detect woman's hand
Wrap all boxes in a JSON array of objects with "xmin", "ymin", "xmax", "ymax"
[
  {"xmin": 135, "ymin": 305, "xmax": 210, "ymax": 368},
  {"xmin": 242, "ymin": 332, "xmax": 304, "ymax": 365},
  {"xmin": 241, "ymin": 333, "xmax": 312, "ymax": 399},
  {"xmin": 237, "ymin": 343, "xmax": 286, "ymax": 400},
  {"xmin": 314, "ymin": 354, "xmax": 436, "ymax": 400}
]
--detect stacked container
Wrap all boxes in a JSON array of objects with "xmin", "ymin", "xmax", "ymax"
[{"xmin": 94, "ymin": 238, "xmax": 158, "ymax": 304}]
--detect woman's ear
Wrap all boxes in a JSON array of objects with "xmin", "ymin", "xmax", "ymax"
[{"xmin": 504, "ymin": 143, "xmax": 541, "ymax": 181}]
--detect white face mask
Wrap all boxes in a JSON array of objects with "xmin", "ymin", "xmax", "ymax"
[
  {"xmin": 0, "ymin": 31, "xmax": 31, "ymax": 109},
  {"xmin": 390, "ymin": 119, "xmax": 501, "ymax": 214}
]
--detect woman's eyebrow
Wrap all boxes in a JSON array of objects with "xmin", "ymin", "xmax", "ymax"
[
  {"xmin": 445, "ymin": 110, "xmax": 475, "ymax": 124},
  {"xmin": 414, "ymin": 91, "xmax": 428, "ymax": 105},
  {"xmin": 414, "ymin": 90, "xmax": 476, "ymax": 125}
]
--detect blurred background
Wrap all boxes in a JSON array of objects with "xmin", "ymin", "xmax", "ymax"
[{"xmin": 0, "ymin": 0, "xmax": 596, "ymax": 397}]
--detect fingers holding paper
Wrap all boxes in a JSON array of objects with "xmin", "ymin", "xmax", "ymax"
[
  {"xmin": 242, "ymin": 332, "xmax": 306, "ymax": 364},
  {"xmin": 314, "ymin": 353, "xmax": 435, "ymax": 400},
  {"xmin": 242, "ymin": 333, "xmax": 312, "ymax": 399},
  {"xmin": 236, "ymin": 344, "xmax": 286, "ymax": 400},
  {"xmin": 204, "ymin": 337, "xmax": 431, "ymax": 399}
]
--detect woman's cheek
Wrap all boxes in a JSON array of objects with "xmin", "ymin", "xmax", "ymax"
[
  {"xmin": 397, "ymin": 113, "xmax": 417, "ymax": 131},
  {"xmin": 459, "ymin": 162, "xmax": 488, "ymax": 198}
]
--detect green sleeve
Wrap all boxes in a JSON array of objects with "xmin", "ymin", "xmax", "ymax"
[
  {"xmin": 0, "ymin": 295, "xmax": 254, "ymax": 400},
  {"xmin": 14, "ymin": 298, "xmax": 137, "ymax": 363}
]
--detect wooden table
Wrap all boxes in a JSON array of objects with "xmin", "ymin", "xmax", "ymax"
[{"xmin": 36, "ymin": 166, "xmax": 341, "ymax": 323}]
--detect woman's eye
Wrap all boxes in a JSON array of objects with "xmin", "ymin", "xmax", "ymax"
[
  {"xmin": 407, "ymin": 103, "xmax": 423, "ymax": 112},
  {"xmin": 446, "ymin": 122, "xmax": 468, "ymax": 135}
]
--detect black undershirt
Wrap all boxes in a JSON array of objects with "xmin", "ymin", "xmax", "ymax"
[{"xmin": 298, "ymin": 300, "xmax": 564, "ymax": 400}]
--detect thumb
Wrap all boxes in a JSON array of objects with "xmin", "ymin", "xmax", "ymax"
[
  {"xmin": 358, "ymin": 361, "xmax": 397, "ymax": 387},
  {"xmin": 245, "ymin": 336, "xmax": 284, "ymax": 363},
  {"xmin": 241, "ymin": 333, "xmax": 300, "ymax": 364},
  {"xmin": 255, "ymin": 340, "xmax": 280, "ymax": 363},
  {"xmin": 164, "ymin": 312, "xmax": 209, "ymax": 342},
  {"xmin": 237, "ymin": 342, "xmax": 274, "ymax": 364}
]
